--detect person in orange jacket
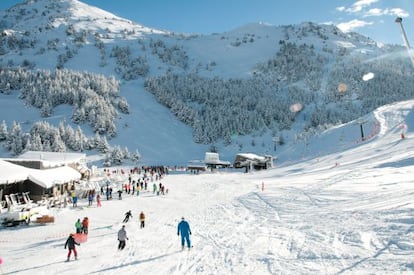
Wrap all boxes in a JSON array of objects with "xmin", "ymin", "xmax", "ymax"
[
  {"xmin": 82, "ymin": 217, "xmax": 89, "ymax": 234},
  {"xmin": 139, "ymin": 211, "xmax": 145, "ymax": 228}
]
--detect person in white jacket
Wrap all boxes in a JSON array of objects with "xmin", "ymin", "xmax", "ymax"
[{"xmin": 117, "ymin": 225, "xmax": 128, "ymax": 250}]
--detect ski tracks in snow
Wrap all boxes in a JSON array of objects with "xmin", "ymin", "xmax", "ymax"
[{"xmin": 184, "ymin": 187, "xmax": 283, "ymax": 274}]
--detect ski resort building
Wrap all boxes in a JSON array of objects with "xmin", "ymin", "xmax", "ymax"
[
  {"xmin": 204, "ymin": 152, "xmax": 231, "ymax": 169},
  {"xmin": 187, "ymin": 152, "xmax": 231, "ymax": 173},
  {"xmin": 187, "ymin": 160, "xmax": 207, "ymax": 173},
  {"xmin": 0, "ymin": 151, "xmax": 86, "ymax": 205},
  {"xmin": 233, "ymin": 153, "xmax": 273, "ymax": 172}
]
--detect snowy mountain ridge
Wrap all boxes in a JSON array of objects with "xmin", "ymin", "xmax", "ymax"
[
  {"xmin": 0, "ymin": 0, "xmax": 395, "ymax": 76},
  {"xmin": 0, "ymin": 0, "xmax": 412, "ymax": 166},
  {"xmin": 1, "ymin": 0, "xmax": 163, "ymax": 37}
]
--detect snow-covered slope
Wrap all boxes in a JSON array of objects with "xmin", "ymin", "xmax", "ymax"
[{"xmin": 1, "ymin": 99, "xmax": 413, "ymax": 274}]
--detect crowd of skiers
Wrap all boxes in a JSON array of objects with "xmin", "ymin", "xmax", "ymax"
[
  {"xmin": 96, "ymin": 170, "xmax": 169, "ymax": 201},
  {"xmin": 68, "ymin": 167, "xmax": 169, "ymax": 209},
  {"xmin": 65, "ymin": 206, "xmax": 193, "ymax": 259},
  {"xmin": 65, "ymin": 210, "xmax": 192, "ymax": 259},
  {"xmin": 116, "ymin": 213, "xmax": 191, "ymax": 251},
  {"xmin": 67, "ymin": 167, "xmax": 168, "ymax": 207},
  {"xmin": 63, "ymin": 166, "xmax": 192, "ymax": 261}
]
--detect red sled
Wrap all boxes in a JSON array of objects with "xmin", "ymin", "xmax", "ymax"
[{"xmin": 74, "ymin": 233, "xmax": 88, "ymax": 243}]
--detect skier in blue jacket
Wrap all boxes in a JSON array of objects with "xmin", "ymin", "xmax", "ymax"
[{"xmin": 177, "ymin": 217, "xmax": 192, "ymax": 250}]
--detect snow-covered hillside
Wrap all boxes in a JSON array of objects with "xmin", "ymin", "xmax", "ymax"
[
  {"xmin": 1, "ymin": 1, "xmax": 414, "ymax": 273},
  {"xmin": 1, "ymin": 100, "xmax": 413, "ymax": 274},
  {"xmin": 0, "ymin": 0, "xmax": 413, "ymax": 167}
]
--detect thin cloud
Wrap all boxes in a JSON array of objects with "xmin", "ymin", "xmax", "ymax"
[
  {"xmin": 336, "ymin": 6, "xmax": 346, "ymax": 12},
  {"xmin": 335, "ymin": 0, "xmax": 379, "ymax": 14},
  {"xmin": 389, "ymin": 8, "xmax": 409, "ymax": 17},
  {"xmin": 364, "ymin": 8, "xmax": 384, "ymax": 17},
  {"xmin": 337, "ymin": 19, "xmax": 373, "ymax": 33},
  {"xmin": 348, "ymin": 0, "xmax": 379, "ymax": 13},
  {"xmin": 363, "ymin": 7, "xmax": 409, "ymax": 17},
  {"xmin": 334, "ymin": 0, "xmax": 409, "ymax": 36},
  {"xmin": 337, "ymin": 0, "xmax": 409, "ymax": 18}
]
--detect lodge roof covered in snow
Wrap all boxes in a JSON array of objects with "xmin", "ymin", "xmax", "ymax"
[
  {"xmin": 16, "ymin": 151, "xmax": 86, "ymax": 168},
  {"xmin": 0, "ymin": 159, "xmax": 81, "ymax": 188}
]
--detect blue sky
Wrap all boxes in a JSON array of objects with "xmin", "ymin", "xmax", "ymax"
[{"xmin": 0, "ymin": 0, "xmax": 413, "ymax": 45}]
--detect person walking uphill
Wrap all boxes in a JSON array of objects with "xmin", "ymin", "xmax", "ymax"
[
  {"xmin": 64, "ymin": 233, "xmax": 80, "ymax": 261},
  {"xmin": 117, "ymin": 225, "xmax": 128, "ymax": 250},
  {"xmin": 177, "ymin": 217, "xmax": 192, "ymax": 250}
]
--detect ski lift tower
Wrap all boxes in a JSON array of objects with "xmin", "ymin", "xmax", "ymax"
[
  {"xmin": 395, "ymin": 17, "xmax": 414, "ymax": 67},
  {"xmin": 356, "ymin": 118, "xmax": 367, "ymax": 141}
]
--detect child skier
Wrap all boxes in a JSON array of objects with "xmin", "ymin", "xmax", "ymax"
[{"xmin": 64, "ymin": 233, "xmax": 80, "ymax": 261}]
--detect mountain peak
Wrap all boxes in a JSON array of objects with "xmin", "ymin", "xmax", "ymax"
[{"xmin": 0, "ymin": 0, "xmax": 166, "ymax": 37}]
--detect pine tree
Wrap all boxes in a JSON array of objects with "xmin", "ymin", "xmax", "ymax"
[
  {"xmin": 110, "ymin": 145, "xmax": 123, "ymax": 164},
  {"xmin": 98, "ymin": 136, "xmax": 110, "ymax": 153},
  {"xmin": 0, "ymin": 120, "xmax": 8, "ymax": 141},
  {"xmin": 50, "ymin": 129, "xmax": 66, "ymax": 152},
  {"xmin": 131, "ymin": 149, "xmax": 141, "ymax": 162},
  {"xmin": 9, "ymin": 121, "xmax": 24, "ymax": 155},
  {"xmin": 31, "ymin": 133, "xmax": 43, "ymax": 151}
]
